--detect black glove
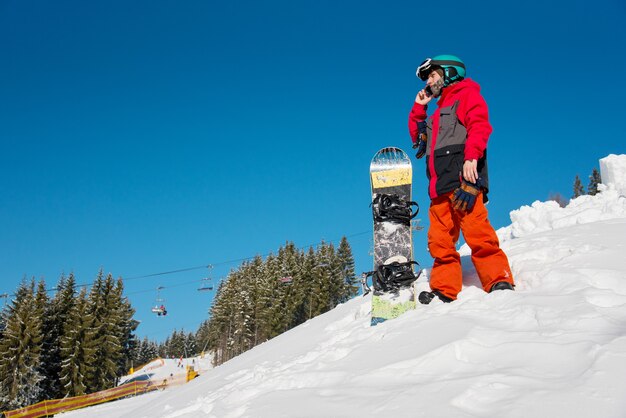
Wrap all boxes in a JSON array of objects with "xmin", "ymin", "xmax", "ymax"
[
  {"xmin": 413, "ymin": 121, "xmax": 427, "ymax": 159},
  {"xmin": 451, "ymin": 178, "xmax": 482, "ymax": 213}
]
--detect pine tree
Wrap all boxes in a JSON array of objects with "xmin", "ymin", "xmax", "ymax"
[
  {"xmin": 233, "ymin": 264, "xmax": 256, "ymax": 353},
  {"xmin": 285, "ymin": 243, "xmax": 308, "ymax": 328},
  {"xmin": 33, "ymin": 280, "xmax": 50, "ymax": 402},
  {"xmin": 138, "ymin": 338, "xmax": 159, "ymax": 364},
  {"xmin": 207, "ymin": 259, "xmax": 263, "ymax": 364},
  {"xmin": 204, "ymin": 238, "xmax": 356, "ymax": 366},
  {"xmin": 195, "ymin": 320, "xmax": 210, "ymax": 356},
  {"xmin": 147, "ymin": 340, "xmax": 159, "ymax": 360},
  {"xmin": 573, "ymin": 175, "xmax": 585, "ymax": 198},
  {"xmin": 0, "ymin": 279, "xmax": 44, "ymax": 410},
  {"xmin": 185, "ymin": 332, "xmax": 197, "ymax": 357},
  {"xmin": 281, "ymin": 245, "xmax": 307, "ymax": 330},
  {"xmin": 159, "ymin": 336, "xmax": 171, "ymax": 358},
  {"xmin": 134, "ymin": 337, "xmax": 152, "ymax": 365},
  {"xmin": 112, "ymin": 278, "xmax": 138, "ymax": 378},
  {"xmin": 264, "ymin": 253, "xmax": 289, "ymax": 338},
  {"xmin": 301, "ymin": 247, "xmax": 318, "ymax": 321},
  {"xmin": 166, "ymin": 331, "xmax": 176, "ymax": 357},
  {"xmin": 40, "ymin": 274, "xmax": 76, "ymax": 400},
  {"xmin": 337, "ymin": 237, "xmax": 358, "ymax": 302},
  {"xmin": 325, "ymin": 242, "xmax": 345, "ymax": 310},
  {"xmin": 588, "ymin": 168, "xmax": 602, "ymax": 196},
  {"xmin": 310, "ymin": 242, "xmax": 333, "ymax": 317},
  {"xmin": 0, "ymin": 312, "xmax": 5, "ymax": 341},
  {"xmin": 33, "ymin": 279, "xmax": 48, "ymax": 325},
  {"xmin": 254, "ymin": 255, "xmax": 277, "ymax": 345},
  {"xmin": 206, "ymin": 283, "xmax": 228, "ymax": 365},
  {"xmin": 170, "ymin": 329, "xmax": 187, "ymax": 358},
  {"xmin": 87, "ymin": 271, "xmax": 123, "ymax": 391},
  {"xmin": 59, "ymin": 287, "xmax": 97, "ymax": 397},
  {"xmin": 0, "ymin": 301, "xmax": 6, "ymax": 339}
]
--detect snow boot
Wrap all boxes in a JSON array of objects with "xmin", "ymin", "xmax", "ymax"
[
  {"xmin": 489, "ymin": 281, "xmax": 514, "ymax": 292},
  {"xmin": 418, "ymin": 290, "xmax": 453, "ymax": 305}
]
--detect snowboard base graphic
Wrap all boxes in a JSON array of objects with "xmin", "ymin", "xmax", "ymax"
[
  {"xmin": 369, "ymin": 147, "xmax": 416, "ymax": 325},
  {"xmin": 371, "ymin": 277, "xmax": 417, "ymax": 325}
]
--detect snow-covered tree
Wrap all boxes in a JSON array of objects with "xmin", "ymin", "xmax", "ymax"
[
  {"xmin": 40, "ymin": 273, "xmax": 76, "ymax": 400},
  {"xmin": 206, "ymin": 281, "xmax": 231, "ymax": 365},
  {"xmin": 168, "ymin": 329, "xmax": 185, "ymax": 358},
  {"xmin": 86, "ymin": 271, "xmax": 123, "ymax": 391},
  {"xmin": 0, "ymin": 279, "xmax": 44, "ymax": 410},
  {"xmin": 158, "ymin": 336, "xmax": 171, "ymax": 358},
  {"xmin": 184, "ymin": 332, "xmax": 197, "ymax": 357},
  {"xmin": 59, "ymin": 287, "xmax": 97, "ymax": 397},
  {"xmin": 300, "ymin": 246, "xmax": 318, "ymax": 322},
  {"xmin": 195, "ymin": 320, "xmax": 211, "ymax": 356},
  {"xmin": 204, "ymin": 238, "xmax": 358, "ymax": 366},
  {"xmin": 309, "ymin": 241, "xmax": 334, "ymax": 318},
  {"xmin": 33, "ymin": 279, "xmax": 52, "ymax": 401},
  {"xmin": 113, "ymin": 278, "xmax": 138, "ymax": 378},
  {"xmin": 337, "ymin": 237, "xmax": 358, "ymax": 302},
  {"xmin": 137, "ymin": 338, "xmax": 160, "ymax": 364}
]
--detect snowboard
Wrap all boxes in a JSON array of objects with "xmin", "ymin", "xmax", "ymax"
[{"xmin": 367, "ymin": 147, "xmax": 419, "ymax": 326}]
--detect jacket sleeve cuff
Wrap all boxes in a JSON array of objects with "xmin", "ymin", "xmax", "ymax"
[
  {"xmin": 411, "ymin": 102, "xmax": 428, "ymax": 118},
  {"xmin": 464, "ymin": 148, "xmax": 483, "ymax": 161}
]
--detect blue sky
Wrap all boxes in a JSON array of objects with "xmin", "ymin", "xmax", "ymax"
[{"xmin": 1, "ymin": 0, "xmax": 625, "ymax": 342}]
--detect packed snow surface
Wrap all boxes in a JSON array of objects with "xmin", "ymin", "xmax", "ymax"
[
  {"xmin": 118, "ymin": 356, "xmax": 213, "ymax": 388},
  {"xmin": 61, "ymin": 156, "xmax": 626, "ymax": 418}
]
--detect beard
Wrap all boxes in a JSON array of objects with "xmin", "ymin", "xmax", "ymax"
[{"xmin": 430, "ymin": 78, "xmax": 445, "ymax": 98}]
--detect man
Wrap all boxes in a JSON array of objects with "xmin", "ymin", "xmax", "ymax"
[{"xmin": 408, "ymin": 55, "xmax": 514, "ymax": 304}]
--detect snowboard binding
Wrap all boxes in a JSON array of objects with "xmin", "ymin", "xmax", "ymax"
[
  {"xmin": 362, "ymin": 260, "xmax": 421, "ymax": 294},
  {"xmin": 371, "ymin": 194, "xmax": 419, "ymax": 226}
]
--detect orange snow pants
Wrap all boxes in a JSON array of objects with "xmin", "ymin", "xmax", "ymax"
[{"xmin": 428, "ymin": 192, "xmax": 514, "ymax": 300}]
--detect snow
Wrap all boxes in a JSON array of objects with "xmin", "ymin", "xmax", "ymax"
[
  {"xmin": 60, "ymin": 155, "xmax": 626, "ymax": 418},
  {"xmin": 600, "ymin": 154, "xmax": 626, "ymax": 196},
  {"xmin": 488, "ymin": 183, "xmax": 626, "ymax": 243},
  {"xmin": 119, "ymin": 356, "xmax": 214, "ymax": 388}
]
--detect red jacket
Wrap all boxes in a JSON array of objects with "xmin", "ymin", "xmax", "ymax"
[{"xmin": 408, "ymin": 78, "xmax": 492, "ymax": 199}]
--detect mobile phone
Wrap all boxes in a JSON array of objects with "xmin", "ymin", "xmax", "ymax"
[{"xmin": 424, "ymin": 85, "xmax": 433, "ymax": 97}]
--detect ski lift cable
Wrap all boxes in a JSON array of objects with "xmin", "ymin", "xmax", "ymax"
[
  {"xmin": 124, "ymin": 230, "xmax": 369, "ymax": 281},
  {"xmin": 125, "ymin": 265, "xmax": 210, "ymax": 281},
  {"xmin": 126, "ymin": 279, "xmax": 208, "ymax": 296},
  {"xmin": 2, "ymin": 230, "xmax": 370, "ymax": 297}
]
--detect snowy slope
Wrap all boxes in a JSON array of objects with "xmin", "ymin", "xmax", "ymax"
[
  {"xmin": 118, "ymin": 356, "xmax": 214, "ymax": 388},
  {"xmin": 61, "ymin": 155, "xmax": 626, "ymax": 418}
]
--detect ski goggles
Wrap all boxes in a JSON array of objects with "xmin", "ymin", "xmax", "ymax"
[{"xmin": 416, "ymin": 58, "xmax": 433, "ymax": 81}]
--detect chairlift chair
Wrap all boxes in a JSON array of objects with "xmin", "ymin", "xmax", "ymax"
[
  {"xmin": 279, "ymin": 276, "xmax": 293, "ymax": 284},
  {"xmin": 151, "ymin": 305, "xmax": 167, "ymax": 316},
  {"xmin": 198, "ymin": 265, "xmax": 214, "ymax": 291},
  {"xmin": 152, "ymin": 286, "xmax": 167, "ymax": 316}
]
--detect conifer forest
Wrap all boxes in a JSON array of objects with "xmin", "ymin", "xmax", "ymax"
[{"xmin": 0, "ymin": 238, "xmax": 357, "ymax": 410}]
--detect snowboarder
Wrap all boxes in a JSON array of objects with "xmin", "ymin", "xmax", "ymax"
[{"xmin": 408, "ymin": 55, "xmax": 515, "ymax": 304}]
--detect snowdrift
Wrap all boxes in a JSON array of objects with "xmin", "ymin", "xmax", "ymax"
[{"xmin": 61, "ymin": 155, "xmax": 626, "ymax": 418}]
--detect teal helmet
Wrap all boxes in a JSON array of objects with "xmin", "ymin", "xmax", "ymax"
[{"xmin": 417, "ymin": 54, "xmax": 466, "ymax": 86}]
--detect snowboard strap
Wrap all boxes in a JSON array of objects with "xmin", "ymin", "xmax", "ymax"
[
  {"xmin": 372, "ymin": 194, "xmax": 419, "ymax": 226},
  {"xmin": 363, "ymin": 260, "xmax": 421, "ymax": 293}
]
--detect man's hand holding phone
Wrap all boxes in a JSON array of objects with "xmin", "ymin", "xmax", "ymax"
[{"xmin": 415, "ymin": 87, "xmax": 433, "ymax": 105}]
